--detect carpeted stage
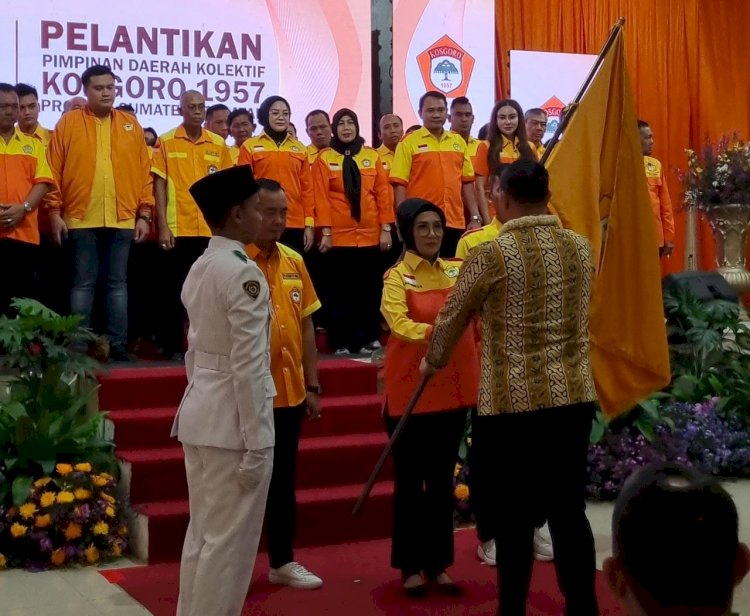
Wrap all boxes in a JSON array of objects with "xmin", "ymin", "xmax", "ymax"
[{"xmin": 100, "ymin": 529, "xmax": 623, "ymax": 615}]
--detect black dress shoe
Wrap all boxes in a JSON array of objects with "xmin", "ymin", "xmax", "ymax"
[{"xmin": 434, "ymin": 581, "xmax": 462, "ymax": 596}]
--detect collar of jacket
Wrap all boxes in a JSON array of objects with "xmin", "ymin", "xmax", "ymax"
[{"xmin": 499, "ymin": 215, "xmax": 561, "ymax": 235}]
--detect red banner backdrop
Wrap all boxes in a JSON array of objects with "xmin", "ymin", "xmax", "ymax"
[{"xmin": 495, "ymin": 0, "xmax": 750, "ymax": 274}]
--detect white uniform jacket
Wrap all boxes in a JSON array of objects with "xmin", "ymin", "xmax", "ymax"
[{"xmin": 171, "ymin": 235, "xmax": 276, "ymax": 452}]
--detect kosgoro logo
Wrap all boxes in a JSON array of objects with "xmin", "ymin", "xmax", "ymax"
[
  {"xmin": 541, "ymin": 95, "xmax": 566, "ymax": 139},
  {"xmin": 417, "ymin": 35, "xmax": 475, "ymax": 97}
]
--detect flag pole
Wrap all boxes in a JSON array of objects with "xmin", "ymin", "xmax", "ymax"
[
  {"xmin": 540, "ymin": 18, "xmax": 626, "ymax": 165},
  {"xmin": 352, "ymin": 375, "xmax": 429, "ymax": 516}
]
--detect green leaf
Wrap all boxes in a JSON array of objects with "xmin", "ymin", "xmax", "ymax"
[
  {"xmin": 11, "ymin": 474, "xmax": 33, "ymax": 506},
  {"xmin": 39, "ymin": 459, "xmax": 56, "ymax": 474}
]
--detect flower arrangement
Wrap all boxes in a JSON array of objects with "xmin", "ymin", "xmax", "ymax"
[
  {"xmin": 453, "ymin": 462, "xmax": 472, "ymax": 525},
  {"xmin": 0, "ymin": 462, "xmax": 129, "ymax": 570},
  {"xmin": 682, "ymin": 135, "xmax": 750, "ymax": 209},
  {"xmin": 586, "ymin": 398, "xmax": 750, "ymax": 500}
]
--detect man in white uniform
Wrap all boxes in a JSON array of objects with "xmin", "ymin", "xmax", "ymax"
[{"xmin": 172, "ymin": 165, "xmax": 276, "ymax": 616}]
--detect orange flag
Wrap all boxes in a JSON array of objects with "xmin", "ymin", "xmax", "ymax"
[{"xmin": 545, "ymin": 26, "xmax": 671, "ymax": 417}]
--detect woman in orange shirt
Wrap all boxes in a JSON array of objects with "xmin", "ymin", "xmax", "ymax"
[
  {"xmin": 475, "ymin": 99, "xmax": 535, "ymax": 219},
  {"xmin": 380, "ymin": 198, "xmax": 479, "ymax": 596},
  {"xmin": 313, "ymin": 108, "xmax": 393, "ymax": 355}
]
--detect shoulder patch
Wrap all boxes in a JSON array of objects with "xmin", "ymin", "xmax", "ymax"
[
  {"xmin": 233, "ymin": 250, "xmax": 248, "ymax": 263},
  {"xmin": 243, "ymin": 280, "xmax": 261, "ymax": 299}
]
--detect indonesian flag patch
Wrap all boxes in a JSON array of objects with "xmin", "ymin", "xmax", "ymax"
[{"xmin": 402, "ymin": 274, "xmax": 419, "ymax": 286}]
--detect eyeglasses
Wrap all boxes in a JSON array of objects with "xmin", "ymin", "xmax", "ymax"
[{"xmin": 269, "ymin": 110, "xmax": 290, "ymax": 118}]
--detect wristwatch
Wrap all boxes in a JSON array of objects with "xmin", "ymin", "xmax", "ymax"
[
  {"xmin": 470, "ymin": 215, "xmax": 482, "ymax": 223},
  {"xmin": 138, "ymin": 212, "xmax": 153, "ymax": 224},
  {"xmin": 306, "ymin": 384, "xmax": 322, "ymax": 395},
  {"xmin": 23, "ymin": 202, "xmax": 32, "ymax": 214}
]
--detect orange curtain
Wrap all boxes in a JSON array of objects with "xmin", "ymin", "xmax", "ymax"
[{"xmin": 495, "ymin": 0, "xmax": 750, "ymax": 274}]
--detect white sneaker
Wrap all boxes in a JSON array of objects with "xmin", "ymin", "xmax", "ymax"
[
  {"xmin": 334, "ymin": 348, "xmax": 350, "ymax": 356},
  {"xmin": 268, "ymin": 561, "xmax": 323, "ymax": 589},
  {"xmin": 476, "ymin": 539, "xmax": 496, "ymax": 566},
  {"xmin": 533, "ymin": 524, "xmax": 554, "ymax": 562}
]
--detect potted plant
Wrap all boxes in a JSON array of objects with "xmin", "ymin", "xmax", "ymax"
[
  {"xmin": 0, "ymin": 299, "xmax": 116, "ymax": 507},
  {"xmin": 682, "ymin": 136, "xmax": 750, "ymax": 293}
]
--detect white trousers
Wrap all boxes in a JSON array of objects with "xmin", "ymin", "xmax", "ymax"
[{"xmin": 177, "ymin": 445, "xmax": 273, "ymax": 616}]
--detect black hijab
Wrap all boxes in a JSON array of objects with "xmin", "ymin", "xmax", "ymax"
[
  {"xmin": 330, "ymin": 108, "xmax": 365, "ymax": 221},
  {"xmin": 258, "ymin": 95, "xmax": 291, "ymax": 145},
  {"xmin": 396, "ymin": 198, "xmax": 446, "ymax": 253}
]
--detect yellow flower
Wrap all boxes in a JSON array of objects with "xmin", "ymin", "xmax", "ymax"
[
  {"xmin": 0, "ymin": 553, "xmax": 6, "ymax": 568},
  {"xmin": 453, "ymin": 463, "xmax": 462, "ymax": 478},
  {"xmin": 74, "ymin": 462, "xmax": 92, "ymax": 473},
  {"xmin": 101, "ymin": 493, "xmax": 116, "ymax": 504},
  {"xmin": 19, "ymin": 503, "xmax": 37, "ymax": 519},
  {"xmin": 10, "ymin": 523, "xmax": 28, "ymax": 538},
  {"xmin": 74, "ymin": 488, "xmax": 92, "ymax": 501},
  {"xmin": 453, "ymin": 483, "xmax": 470, "ymax": 501},
  {"xmin": 85, "ymin": 545, "xmax": 100, "ymax": 563},
  {"xmin": 40, "ymin": 491, "xmax": 56, "ymax": 508},
  {"xmin": 57, "ymin": 491, "xmax": 75, "ymax": 504},
  {"xmin": 35, "ymin": 514, "xmax": 52, "ymax": 529},
  {"xmin": 111, "ymin": 543, "xmax": 122, "ymax": 557},
  {"xmin": 56, "ymin": 463, "xmax": 73, "ymax": 476},
  {"xmin": 105, "ymin": 506, "xmax": 116, "ymax": 518},
  {"xmin": 117, "ymin": 525, "xmax": 128, "ymax": 537},
  {"xmin": 100, "ymin": 472, "xmax": 113, "ymax": 480},
  {"xmin": 50, "ymin": 549, "xmax": 66, "ymax": 566},
  {"xmin": 34, "ymin": 477, "xmax": 52, "ymax": 488},
  {"xmin": 92, "ymin": 475, "xmax": 108, "ymax": 487},
  {"xmin": 64, "ymin": 522, "xmax": 82, "ymax": 541},
  {"xmin": 93, "ymin": 521, "xmax": 109, "ymax": 536}
]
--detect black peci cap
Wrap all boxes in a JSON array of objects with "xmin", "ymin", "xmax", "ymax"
[{"xmin": 189, "ymin": 165, "xmax": 259, "ymax": 226}]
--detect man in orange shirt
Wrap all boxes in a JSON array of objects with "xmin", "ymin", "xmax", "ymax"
[
  {"xmin": 205, "ymin": 103, "xmax": 230, "ymax": 141},
  {"xmin": 153, "ymin": 90, "xmax": 233, "ymax": 360},
  {"xmin": 246, "ymin": 179, "xmax": 324, "ymax": 590},
  {"xmin": 390, "ymin": 91, "xmax": 481, "ymax": 256},
  {"xmin": 47, "ymin": 65, "xmax": 153, "ymax": 361},
  {"xmin": 376, "ymin": 113, "xmax": 403, "ymax": 175},
  {"xmin": 305, "ymin": 110, "xmax": 332, "ymax": 164},
  {"xmin": 639, "ymin": 120, "xmax": 675, "ymax": 258},
  {"xmin": 449, "ymin": 97, "xmax": 489, "ymax": 224},
  {"xmin": 15, "ymin": 83, "xmax": 51, "ymax": 144},
  {"xmin": 0, "ymin": 83, "xmax": 54, "ymax": 315},
  {"xmin": 228, "ymin": 108, "xmax": 255, "ymax": 165}
]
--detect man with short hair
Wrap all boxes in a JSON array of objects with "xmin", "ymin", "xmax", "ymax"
[
  {"xmin": 246, "ymin": 179, "xmax": 324, "ymax": 590},
  {"xmin": 450, "ymin": 97, "xmax": 489, "ymax": 224},
  {"xmin": 152, "ymin": 90, "xmax": 233, "ymax": 360},
  {"xmin": 639, "ymin": 119, "xmax": 675, "ymax": 258},
  {"xmin": 15, "ymin": 83, "xmax": 51, "ymax": 145},
  {"xmin": 305, "ymin": 110, "xmax": 331, "ymax": 164},
  {"xmin": 524, "ymin": 108, "xmax": 548, "ymax": 159},
  {"xmin": 423, "ymin": 160, "xmax": 600, "ymax": 615},
  {"xmin": 205, "ymin": 103, "xmax": 230, "ymax": 140},
  {"xmin": 228, "ymin": 108, "xmax": 255, "ymax": 164},
  {"xmin": 376, "ymin": 113, "xmax": 404, "ymax": 174},
  {"xmin": 0, "ymin": 83, "xmax": 54, "ymax": 315},
  {"xmin": 63, "ymin": 97, "xmax": 87, "ymax": 113},
  {"xmin": 604, "ymin": 463, "xmax": 750, "ymax": 616},
  {"xmin": 390, "ymin": 91, "xmax": 482, "ymax": 256},
  {"xmin": 173, "ymin": 165, "xmax": 274, "ymax": 616},
  {"xmin": 47, "ymin": 65, "xmax": 153, "ymax": 361}
]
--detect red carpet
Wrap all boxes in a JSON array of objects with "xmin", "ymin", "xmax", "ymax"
[
  {"xmin": 101, "ymin": 529, "xmax": 624, "ymax": 615},
  {"xmin": 99, "ymin": 360, "xmax": 393, "ymax": 562}
]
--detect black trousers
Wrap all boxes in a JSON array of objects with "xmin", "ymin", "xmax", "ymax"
[
  {"xmin": 158, "ymin": 237, "xmax": 209, "ymax": 355},
  {"xmin": 0, "ymin": 238, "xmax": 39, "ymax": 316},
  {"xmin": 320, "ymin": 246, "xmax": 382, "ymax": 353},
  {"xmin": 36, "ymin": 235, "xmax": 70, "ymax": 316},
  {"xmin": 469, "ymin": 406, "xmax": 495, "ymax": 543},
  {"xmin": 386, "ymin": 408, "xmax": 467, "ymax": 578},
  {"xmin": 128, "ymin": 240, "xmax": 161, "ymax": 342},
  {"xmin": 476, "ymin": 403, "xmax": 598, "ymax": 616},
  {"xmin": 265, "ymin": 404, "xmax": 305, "ymax": 569},
  {"xmin": 441, "ymin": 227, "xmax": 463, "ymax": 258}
]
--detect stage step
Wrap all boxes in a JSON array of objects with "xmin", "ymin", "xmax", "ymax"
[
  {"xmin": 136, "ymin": 481, "xmax": 394, "ymax": 563},
  {"xmin": 119, "ymin": 432, "xmax": 392, "ymax": 505},
  {"xmin": 109, "ymin": 394, "xmax": 384, "ymax": 451}
]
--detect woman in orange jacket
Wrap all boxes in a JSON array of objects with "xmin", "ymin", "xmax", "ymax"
[
  {"xmin": 313, "ymin": 108, "xmax": 393, "ymax": 355},
  {"xmin": 475, "ymin": 99, "xmax": 536, "ymax": 219},
  {"xmin": 380, "ymin": 198, "xmax": 479, "ymax": 596}
]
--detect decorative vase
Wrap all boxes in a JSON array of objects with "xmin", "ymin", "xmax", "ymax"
[{"xmin": 705, "ymin": 203, "xmax": 750, "ymax": 294}]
